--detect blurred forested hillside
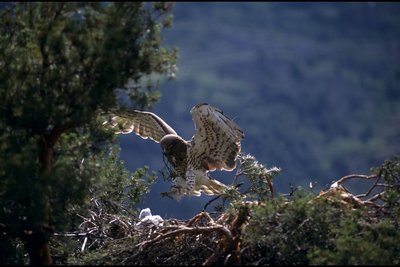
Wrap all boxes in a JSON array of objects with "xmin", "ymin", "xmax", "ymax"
[{"xmin": 118, "ymin": 2, "xmax": 400, "ymax": 219}]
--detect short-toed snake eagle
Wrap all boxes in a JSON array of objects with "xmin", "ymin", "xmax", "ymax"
[{"xmin": 104, "ymin": 103, "xmax": 244, "ymax": 200}]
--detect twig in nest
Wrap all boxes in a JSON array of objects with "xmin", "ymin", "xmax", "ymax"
[
  {"xmin": 54, "ymin": 232, "xmax": 85, "ymax": 237},
  {"xmin": 187, "ymin": 211, "xmax": 215, "ymax": 227},
  {"xmin": 81, "ymin": 237, "xmax": 88, "ymax": 252},
  {"xmin": 123, "ymin": 224, "xmax": 233, "ymax": 265}
]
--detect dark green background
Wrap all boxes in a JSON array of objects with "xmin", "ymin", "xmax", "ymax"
[{"xmin": 119, "ymin": 2, "xmax": 400, "ymax": 218}]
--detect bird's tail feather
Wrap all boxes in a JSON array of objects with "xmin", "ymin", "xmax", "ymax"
[{"xmin": 198, "ymin": 178, "xmax": 227, "ymax": 195}]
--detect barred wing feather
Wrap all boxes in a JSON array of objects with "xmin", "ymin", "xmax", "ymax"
[
  {"xmin": 104, "ymin": 109, "xmax": 177, "ymax": 143},
  {"xmin": 189, "ymin": 103, "xmax": 244, "ymax": 172}
]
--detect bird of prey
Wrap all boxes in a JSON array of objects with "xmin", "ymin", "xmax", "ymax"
[{"xmin": 103, "ymin": 103, "xmax": 244, "ymax": 200}]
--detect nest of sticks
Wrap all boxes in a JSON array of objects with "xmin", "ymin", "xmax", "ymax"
[{"xmin": 52, "ymin": 164, "xmax": 398, "ymax": 265}]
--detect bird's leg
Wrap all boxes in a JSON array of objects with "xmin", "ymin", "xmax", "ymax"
[
  {"xmin": 185, "ymin": 169, "xmax": 196, "ymax": 195},
  {"xmin": 160, "ymin": 176, "xmax": 186, "ymax": 200},
  {"xmin": 160, "ymin": 186, "xmax": 183, "ymax": 201}
]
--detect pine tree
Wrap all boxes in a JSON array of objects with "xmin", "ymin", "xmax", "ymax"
[{"xmin": 0, "ymin": 2, "xmax": 176, "ymax": 265}]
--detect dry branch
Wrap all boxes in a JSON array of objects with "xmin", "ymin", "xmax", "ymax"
[{"xmin": 317, "ymin": 169, "xmax": 394, "ymax": 218}]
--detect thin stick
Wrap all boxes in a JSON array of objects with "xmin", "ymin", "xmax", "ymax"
[{"xmin": 123, "ymin": 225, "xmax": 233, "ymax": 264}]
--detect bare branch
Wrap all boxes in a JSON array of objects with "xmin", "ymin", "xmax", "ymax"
[{"xmin": 336, "ymin": 174, "xmax": 379, "ymax": 185}]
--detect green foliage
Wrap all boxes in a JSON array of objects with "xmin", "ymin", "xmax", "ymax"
[
  {"xmin": 0, "ymin": 2, "xmax": 176, "ymax": 264},
  {"xmin": 42, "ymin": 154, "xmax": 400, "ymax": 265},
  {"xmin": 237, "ymin": 153, "xmax": 281, "ymax": 201},
  {"xmin": 67, "ymin": 145, "xmax": 157, "ymax": 218},
  {"xmin": 242, "ymin": 194, "xmax": 400, "ymax": 265},
  {"xmin": 49, "ymin": 146, "xmax": 156, "ymax": 265},
  {"xmin": 241, "ymin": 194, "xmax": 349, "ymax": 265},
  {"xmin": 378, "ymin": 155, "xmax": 400, "ymax": 221},
  {"xmin": 309, "ymin": 219, "xmax": 400, "ymax": 265},
  {"xmin": 206, "ymin": 153, "xmax": 281, "ymax": 214},
  {"xmin": 239, "ymin": 155, "xmax": 400, "ymax": 265}
]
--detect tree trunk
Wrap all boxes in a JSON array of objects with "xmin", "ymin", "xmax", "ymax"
[
  {"xmin": 25, "ymin": 226, "xmax": 53, "ymax": 265},
  {"xmin": 24, "ymin": 137, "xmax": 54, "ymax": 265}
]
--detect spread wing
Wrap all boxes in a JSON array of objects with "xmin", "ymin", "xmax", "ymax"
[
  {"xmin": 188, "ymin": 103, "xmax": 244, "ymax": 172},
  {"xmin": 103, "ymin": 109, "xmax": 177, "ymax": 143}
]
